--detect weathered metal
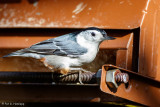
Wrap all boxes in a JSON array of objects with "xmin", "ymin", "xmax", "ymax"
[
  {"xmin": 100, "ymin": 64, "xmax": 160, "ymax": 106},
  {"xmin": 138, "ymin": 0, "xmax": 160, "ymax": 81},
  {"xmin": 105, "ymin": 69, "xmax": 129, "ymax": 89},
  {"xmin": 115, "ymin": 72, "xmax": 129, "ymax": 84},
  {"xmin": 0, "ymin": 0, "xmax": 148, "ymax": 29},
  {"xmin": 59, "ymin": 72, "xmax": 96, "ymax": 83}
]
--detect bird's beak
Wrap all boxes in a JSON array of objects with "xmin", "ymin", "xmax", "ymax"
[{"xmin": 104, "ymin": 35, "xmax": 116, "ymax": 40}]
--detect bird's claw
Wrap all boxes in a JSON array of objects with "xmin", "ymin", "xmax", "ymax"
[
  {"xmin": 70, "ymin": 68, "xmax": 90, "ymax": 84},
  {"xmin": 78, "ymin": 71, "xmax": 83, "ymax": 84}
]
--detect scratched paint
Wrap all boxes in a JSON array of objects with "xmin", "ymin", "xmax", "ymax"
[{"xmin": 72, "ymin": 2, "xmax": 87, "ymax": 14}]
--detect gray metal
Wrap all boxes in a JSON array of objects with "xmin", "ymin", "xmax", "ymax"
[{"xmin": 106, "ymin": 69, "xmax": 129, "ymax": 89}]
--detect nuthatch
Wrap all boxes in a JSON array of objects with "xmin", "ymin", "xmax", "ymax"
[{"xmin": 3, "ymin": 27, "xmax": 115, "ymax": 82}]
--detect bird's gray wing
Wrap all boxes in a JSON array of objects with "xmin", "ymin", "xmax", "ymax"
[{"xmin": 22, "ymin": 32, "xmax": 87, "ymax": 57}]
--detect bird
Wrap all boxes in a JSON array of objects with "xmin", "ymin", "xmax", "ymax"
[{"xmin": 3, "ymin": 27, "xmax": 115, "ymax": 82}]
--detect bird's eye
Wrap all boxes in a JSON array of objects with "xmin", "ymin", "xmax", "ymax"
[{"xmin": 91, "ymin": 32, "xmax": 96, "ymax": 37}]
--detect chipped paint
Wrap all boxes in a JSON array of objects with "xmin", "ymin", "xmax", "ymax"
[
  {"xmin": 72, "ymin": 2, "xmax": 87, "ymax": 14},
  {"xmin": 0, "ymin": 16, "xmax": 47, "ymax": 27}
]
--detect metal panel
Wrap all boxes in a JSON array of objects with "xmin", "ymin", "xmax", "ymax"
[
  {"xmin": 138, "ymin": 0, "xmax": 160, "ymax": 80},
  {"xmin": 0, "ymin": 31, "xmax": 133, "ymax": 49},
  {"xmin": 0, "ymin": 0, "xmax": 148, "ymax": 29}
]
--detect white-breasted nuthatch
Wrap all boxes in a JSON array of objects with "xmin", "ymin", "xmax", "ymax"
[{"xmin": 3, "ymin": 27, "xmax": 115, "ymax": 75}]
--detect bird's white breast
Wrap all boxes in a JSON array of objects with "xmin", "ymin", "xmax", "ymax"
[{"xmin": 77, "ymin": 35, "xmax": 99, "ymax": 63}]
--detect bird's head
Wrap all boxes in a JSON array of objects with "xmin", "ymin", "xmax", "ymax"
[{"xmin": 77, "ymin": 27, "xmax": 115, "ymax": 44}]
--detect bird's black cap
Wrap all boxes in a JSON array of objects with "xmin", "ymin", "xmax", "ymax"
[
  {"xmin": 83, "ymin": 27, "xmax": 105, "ymax": 34},
  {"xmin": 84, "ymin": 27, "xmax": 115, "ymax": 40}
]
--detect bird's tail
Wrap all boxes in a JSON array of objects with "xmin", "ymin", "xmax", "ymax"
[
  {"xmin": 2, "ymin": 49, "xmax": 42, "ymax": 59},
  {"xmin": 2, "ymin": 50, "xmax": 25, "ymax": 58}
]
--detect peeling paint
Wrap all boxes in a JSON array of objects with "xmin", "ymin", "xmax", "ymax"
[
  {"xmin": 0, "ymin": 16, "xmax": 47, "ymax": 27},
  {"xmin": 72, "ymin": 2, "xmax": 87, "ymax": 14}
]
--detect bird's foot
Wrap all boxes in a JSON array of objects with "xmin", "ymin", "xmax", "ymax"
[{"xmin": 70, "ymin": 68, "xmax": 91, "ymax": 84}]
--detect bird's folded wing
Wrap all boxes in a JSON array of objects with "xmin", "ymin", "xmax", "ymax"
[{"xmin": 22, "ymin": 33, "xmax": 88, "ymax": 57}]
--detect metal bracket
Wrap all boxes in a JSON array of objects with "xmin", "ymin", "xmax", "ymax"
[{"xmin": 100, "ymin": 64, "xmax": 160, "ymax": 107}]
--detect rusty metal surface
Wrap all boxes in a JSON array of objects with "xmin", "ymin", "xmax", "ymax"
[
  {"xmin": 0, "ymin": 0, "xmax": 148, "ymax": 29},
  {"xmin": 100, "ymin": 64, "xmax": 160, "ymax": 107},
  {"xmin": 116, "ymin": 33, "xmax": 133, "ymax": 70},
  {"xmin": 0, "ymin": 29, "xmax": 132, "ymax": 49},
  {"xmin": 138, "ymin": 0, "xmax": 160, "ymax": 81}
]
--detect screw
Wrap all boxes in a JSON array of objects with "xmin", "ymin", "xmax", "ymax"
[{"xmin": 115, "ymin": 72, "xmax": 129, "ymax": 83}]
